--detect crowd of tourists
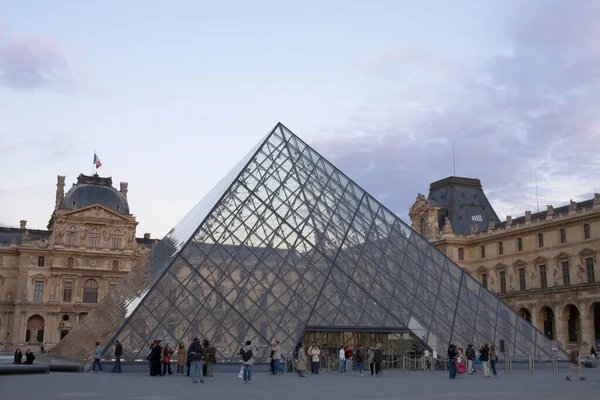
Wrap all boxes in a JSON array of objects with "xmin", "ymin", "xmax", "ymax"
[{"xmin": 447, "ymin": 343, "xmax": 498, "ymax": 379}]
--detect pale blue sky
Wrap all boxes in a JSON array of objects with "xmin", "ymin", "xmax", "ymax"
[{"xmin": 1, "ymin": 1, "xmax": 599, "ymax": 237}]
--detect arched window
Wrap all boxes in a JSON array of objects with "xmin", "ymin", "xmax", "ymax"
[
  {"xmin": 37, "ymin": 256, "xmax": 45, "ymax": 267},
  {"xmin": 66, "ymin": 257, "xmax": 74, "ymax": 269},
  {"xmin": 420, "ymin": 218, "xmax": 427, "ymax": 237},
  {"xmin": 112, "ymin": 260, "xmax": 119, "ymax": 271},
  {"xmin": 66, "ymin": 226, "xmax": 77, "ymax": 246},
  {"xmin": 111, "ymin": 230, "xmax": 123, "ymax": 249},
  {"xmin": 83, "ymin": 279, "xmax": 99, "ymax": 303},
  {"xmin": 89, "ymin": 228, "xmax": 100, "ymax": 248},
  {"xmin": 458, "ymin": 247, "xmax": 464, "ymax": 261}
]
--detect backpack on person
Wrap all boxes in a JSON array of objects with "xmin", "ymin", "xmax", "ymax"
[
  {"xmin": 242, "ymin": 348, "xmax": 253, "ymax": 362},
  {"xmin": 355, "ymin": 349, "xmax": 365, "ymax": 362}
]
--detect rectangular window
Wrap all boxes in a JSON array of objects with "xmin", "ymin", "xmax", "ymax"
[
  {"xmin": 480, "ymin": 245, "xmax": 486, "ymax": 258},
  {"xmin": 584, "ymin": 224, "xmax": 591, "ymax": 240},
  {"xmin": 538, "ymin": 233, "xmax": 544, "ymax": 248},
  {"xmin": 586, "ymin": 258, "xmax": 595, "ymax": 283},
  {"xmin": 63, "ymin": 282, "xmax": 73, "ymax": 302},
  {"xmin": 562, "ymin": 261, "xmax": 570, "ymax": 286},
  {"xmin": 519, "ymin": 268, "xmax": 526, "ymax": 291},
  {"xmin": 34, "ymin": 280, "xmax": 44, "ymax": 302},
  {"xmin": 539, "ymin": 264, "xmax": 547, "ymax": 289},
  {"xmin": 560, "ymin": 229, "xmax": 566, "ymax": 244},
  {"xmin": 500, "ymin": 271, "xmax": 507, "ymax": 293},
  {"xmin": 109, "ymin": 283, "xmax": 118, "ymax": 293},
  {"xmin": 498, "ymin": 242, "xmax": 504, "ymax": 255},
  {"xmin": 482, "ymin": 273, "xmax": 488, "ymax": 289},
  {"xmin": 458, "ymin": 248, "xmax": 464, "ymax": 261},
  {"xmin": 517, "ymin": 238, "xmax": 523, "ymax": 251}
]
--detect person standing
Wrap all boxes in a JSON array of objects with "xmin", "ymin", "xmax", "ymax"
[
  {"xmin": 373, "ymin": 343, "xmax": 382, "ymax": 377},
  {"xmin": 489, "ymin": 344, "xmax": 497, "ymax": 377},
  {"xmin": 345, "ymin": 346, "xmax": 354, "ymax": 372},
  {"xmin": 465, "ymin": 344, "xmax": 476, "ymax": 374},
  {"xmin": 205, "ymin": 342, "xmax": 216, "ymax": 377},
  {"xmin": 176, "ymin": 342, "xmax": 186, "ymax": 375},
  {"xmin": 150, "ymin": 340, "xmax": 162, "ymax": 377},
  {"xmin": 91, "ymin": 341, "xmax": 103, "ymax": 373},
  {"xmin": 367, "ymin": 346, "xmax": 375, "ymax": 376},
  {"xmin": 240, "ymin": 340, "xmax": 254, "ymax": 384},
  {"xmin": 308, "ymin": 343, "xmax": 321, "ymax": 374},
  {"xmin": 296, "ymin": 343, "xmax": 307, "ymax": 377},
  {"xmin": 272, "ymin": 340, "xmax": 281, "ymax": 375},
  {"xmin": 448, "ymin": 344, "xmax": 457, "ymax": 379},
  {"xmin": 112, "ymin": 340, "xmax": 123, "ymax": 373},
  {"xmin": 480, "ymin": 343, "xmax": 490, "ymax": 378},
  {"xmin": 338, "ymin": 346, "xmax": 346, "ymax": 373},
  {"xmin": 162, "ymin": 343, "xmax": 174, "ymax": 375},
  {"xmin": 354, "ymin": 345, "xmax": 365, "ymax": 376},
  {"xmin": 187, "ymin": 338, "xmax": 204, "ymax": 384}
]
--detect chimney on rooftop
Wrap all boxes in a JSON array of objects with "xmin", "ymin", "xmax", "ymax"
[
  {"xmin": 20, "ymin": 220, "xmax": 27, "ymax": 230},
  {"xmin": 143, "ymin": 233, "xmax": 151, "ymax": 240},
  {"xmin": 120, "ymin": 182, "xmax": 129, "ymax": 198}
]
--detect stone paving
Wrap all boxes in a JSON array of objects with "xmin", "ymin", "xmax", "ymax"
[{"xmin": 1, "ymin": 367, "xmax": 599, "ymax": 400}]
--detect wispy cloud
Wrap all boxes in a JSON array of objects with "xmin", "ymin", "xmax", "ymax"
[
  {"xmin": 0, "ymin": 24, "xmax": 82, "ymax": 92},
  {"xmin": 314, "ymin": 1, "xmax": 600, "ymax": 221}
]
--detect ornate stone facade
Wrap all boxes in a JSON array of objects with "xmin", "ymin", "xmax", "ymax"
[
  {"xmin": 410, "ymin": 176, "xmax": 600, "ymax": 350},
  {"xmin": 0, "ymin": 174, "xmax": 156, "ymax": 351}
]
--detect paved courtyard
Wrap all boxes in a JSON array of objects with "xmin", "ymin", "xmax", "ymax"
[{"xmin": 1, "ymin": 368, "xmax": 599, "ymax": 400}]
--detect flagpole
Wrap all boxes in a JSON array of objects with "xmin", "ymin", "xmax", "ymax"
[{"xmin": 92, "ymin": 149, "xmax": 95, "ymax": 175}]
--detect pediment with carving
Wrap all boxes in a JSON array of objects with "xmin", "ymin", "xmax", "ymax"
[
  {"xmin": 555, "ymin": 251, "xmax": 571, "ymax": 260},
  {"xmin": 493, "ymin": 262, "xmax": 508, "ymax": 271},
  {"xmin": 62, "ymin": 205, "xmax": 133, "ymax": 222},
  {"xmin": 30, "ymin": 273, "xmax": 49, "ymax": 283},
  {"xmin": 578, "ymin": 247, "xmax": 595, "ymax": 257},
  {"xmin": 533, "ymin": 255, "xmax": 547, "ymax": 264},
  {"xmin": 513, "ymin": 259, "xmax": 527, "ymax": 267}
]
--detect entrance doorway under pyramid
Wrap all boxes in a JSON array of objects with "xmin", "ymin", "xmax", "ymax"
[{"xmin": 52, "ymin": 123, "xmax": 564, "ymax": 363}]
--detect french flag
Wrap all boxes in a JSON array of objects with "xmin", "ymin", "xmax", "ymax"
[{"xmin": 94, "ymin": 153, "xmax": 102, "ymax": 168}]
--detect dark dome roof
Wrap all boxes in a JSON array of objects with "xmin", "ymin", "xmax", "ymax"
[{"xmin": 61, "ymin": 174, "xmax": 130, "ymax": 215}]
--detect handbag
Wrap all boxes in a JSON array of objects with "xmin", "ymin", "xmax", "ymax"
[{"xmin": 161, "ymin": 356, "xmax": 169, "ymax": 363}]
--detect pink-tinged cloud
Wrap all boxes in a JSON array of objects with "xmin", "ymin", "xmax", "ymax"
[
  {"xmin": 317, "ymin": 0, "xmax": 600, "ymax": 222},
  {"xmin": 0, "ymin": 26, "xmax": 79, "ymax": 92}
]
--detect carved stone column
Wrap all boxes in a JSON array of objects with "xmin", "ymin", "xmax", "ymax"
[
  {"xmin": 554, "ymin": 305, "xmax": 567, "ymax": 349},
  {"xmin": 580, "ymin": 307, "xmax": 594, "ymax": 345}
]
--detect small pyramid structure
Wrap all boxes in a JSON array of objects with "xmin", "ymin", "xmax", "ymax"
[{"xmin": 53, "ymin": 123, "xmax": 563, "ymax": 362}]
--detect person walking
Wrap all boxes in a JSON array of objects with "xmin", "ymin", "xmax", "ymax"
[
  {"xmin": 297, "ymin": 343, "xmax": 307, "ymax": 377},
  {"xmin": 176, "ymin": 342, "xmax": 186, "ymax": 375},
  {"xmin": 91, "ymin": 341, "xmax": 103, "ymax": 373},
  {"xmin": 367, "ymin": 346, "xmax": 375, "ymax": 376},
  {"xmin": 480, "ymin": 343, "xmax": 490, "ymax": 378},
  {"xmin": 187, "ymin": 338, "xmax": 204, "ymax": 384},
  {"xmin": 566, "ymin": 345, "xmax": 585, "ymax": 381},
  {"xmin": 240, "ymin": 340, "xmax": 254, "ymax": 384},
  {"xmin": 112, "ymin": 340, "xmax": 123, "ymax": 373}
]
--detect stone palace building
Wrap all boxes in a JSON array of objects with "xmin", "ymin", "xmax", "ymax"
[
  {"xmin": 0, "ymin": 174, "xmax": 156, "ymax": 351},
  {"xmin": 409, "ymin": 176, "xmax": 600, "ymax": 350}
]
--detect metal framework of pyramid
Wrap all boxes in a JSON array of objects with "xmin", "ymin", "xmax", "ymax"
[{"xmin": 52, "ymin": 123, "xmax": 562, "ymax": 362}]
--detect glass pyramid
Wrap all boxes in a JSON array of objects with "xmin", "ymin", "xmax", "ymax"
[{"xmin": 52, "ymin": 123, "xmax": 564, "ymax": 362}]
